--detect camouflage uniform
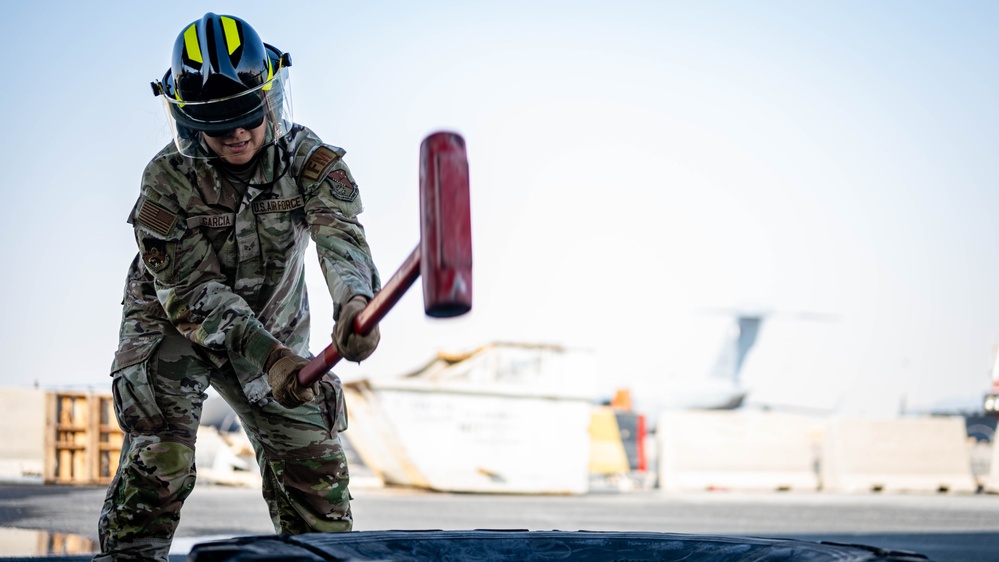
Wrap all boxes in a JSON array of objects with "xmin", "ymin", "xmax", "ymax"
[{"xmin": 96, "ymin": 124, "xmax": 379, "ymax": 561}]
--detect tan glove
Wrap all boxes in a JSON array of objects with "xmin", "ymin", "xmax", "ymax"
[
  {"xmin": 265, "ymin": 347, "xmax": 314, "ymax": 408},
  {"xmin": 334, "ymin": 296, "xmax": 380, "ymax": 362}
]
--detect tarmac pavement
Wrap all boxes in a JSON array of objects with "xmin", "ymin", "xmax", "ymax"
[{"xmin": 1, "ymin": 482, "xmax": 998, "ymax": 561}]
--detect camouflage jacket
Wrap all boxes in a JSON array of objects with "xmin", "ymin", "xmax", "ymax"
[{"xmin": 112, "ymin": 125, "xmax": 381, "ymax": 402}]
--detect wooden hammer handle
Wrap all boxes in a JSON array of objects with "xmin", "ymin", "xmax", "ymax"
[{"xmin": 297, "ymin": 245, "xmax": 422, "ymax": 386}]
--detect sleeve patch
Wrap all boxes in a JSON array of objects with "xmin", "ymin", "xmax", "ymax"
[
  {"xmin": 301, "ymin": 145, "xmax": 342, "ymax": 184},
  {"xmin": 136, "ymin": 199, "xmax": 178, "ymax": 236},
  {"xmin": 326, "ymin": 169, "xmax": 359, "ymax": 202},
  {"xmin": 140, "ymin": 237, "xmax": 174, "ymax": 274}
]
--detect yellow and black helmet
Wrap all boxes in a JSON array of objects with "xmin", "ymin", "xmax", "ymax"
[{"xmin": 152, "ymin": 13, "xmax": 294, "ymax": 157}]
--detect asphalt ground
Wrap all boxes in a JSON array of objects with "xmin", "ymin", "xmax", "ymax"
[{"xmin": 1, "ymin": 483, "xmax": 998, "ymax": 561}]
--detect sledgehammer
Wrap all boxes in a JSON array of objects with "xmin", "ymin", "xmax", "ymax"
[{"xmin": 298, "ymin": 131, "xmax": 472, "ymax": 386}]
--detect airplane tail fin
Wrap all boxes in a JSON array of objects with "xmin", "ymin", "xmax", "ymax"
[{"xmin": 709, "ymin": 315, "xmax": 763, "ymax": 385}]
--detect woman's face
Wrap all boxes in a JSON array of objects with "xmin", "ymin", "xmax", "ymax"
[{"xmin": 202, "ymin": 121, "xmax": 267, "ymax": 166}]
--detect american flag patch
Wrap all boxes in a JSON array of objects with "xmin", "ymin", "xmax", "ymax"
[{"xmin": 137, "ymin": 199, "xmax": 178, "ymax": 236}]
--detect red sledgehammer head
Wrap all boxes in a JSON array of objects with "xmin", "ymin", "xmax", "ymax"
[{"xmin": 419, "ymin": 131, "xmax": 472, "ymax": 318}]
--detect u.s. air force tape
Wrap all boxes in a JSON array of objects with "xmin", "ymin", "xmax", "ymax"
[{"xmin": 252, "ymin": 195, "xmax": 305, "ymax": 214}]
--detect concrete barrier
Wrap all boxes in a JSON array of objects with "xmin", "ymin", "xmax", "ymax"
[
  {"xmin": 985, "ymin": 439, "xmax": 999, "ymax": 494},
  {"xmin": 657, "ymin": 411, "xmax": 821, "ymax": 492},
  {"xmin": 0, "ymin": 387, "xmax": 124, "ymax": 485},
  {"xmin": 0, "ymin": 388, "xmax": 46, "ymax": 480},
  {"xmin": 820, "ymin": 415, "xmax": 977, "ymax": 493}
]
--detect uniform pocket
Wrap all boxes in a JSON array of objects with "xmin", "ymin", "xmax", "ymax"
[
  {"xmin": 255, "ymin": 207, "xmax": 304, "ymax": 257},
  {"xmin": 111, "ymin": 339, "xmax": 166, "ymax": 434},
  {"xmin": 268, "ymin": 446, "xmax": 352, "ymax": 532},
  {"xmin": 317, "ymin": 373, "xmax": 348, "ymax": 433}
]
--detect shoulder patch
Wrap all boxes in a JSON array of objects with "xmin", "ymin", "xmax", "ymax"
[
  {"xmin": 326, "ymin": 168, "xmax": 359, "ymax": 202},
  {"xmin": 140, "ymin": 237, "xmax": 173, "ymax": 274},
  {"xmin": 136, "ymin": 199, "xmax": 178, "ymax": 236},
  {"xmin": 301, "ymin": 145, "xmax": 343, "ymax": 185}
]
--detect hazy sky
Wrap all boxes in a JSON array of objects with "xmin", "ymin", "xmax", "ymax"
[{"xmin": 1, "ymin": 1, "xmax": 997, "ymax": 416}]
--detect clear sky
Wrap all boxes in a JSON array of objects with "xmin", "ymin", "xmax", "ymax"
[{"xmin": 1, "ymin": 0, "xmax": 997, "ymax": 417}]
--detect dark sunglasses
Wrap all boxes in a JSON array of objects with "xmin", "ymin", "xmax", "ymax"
[{"xmin": 202, "ymin": 115, "xmax": 265, "ymax": 138}]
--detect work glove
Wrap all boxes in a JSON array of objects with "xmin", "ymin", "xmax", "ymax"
[
  {"xmin": 265, "ymin": 347, "xmax": 315, "ymax": 408},
  {"xmin": 334, "ymin": 295, "xmax": 380, "ymax": 362}
]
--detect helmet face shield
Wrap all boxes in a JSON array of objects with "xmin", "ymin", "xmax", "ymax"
[{"xmin": 159, "ymin": 66, "xmax": 293, "ymax": 158}]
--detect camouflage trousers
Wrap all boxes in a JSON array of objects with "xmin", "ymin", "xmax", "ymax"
[{"xmin": 96, "ymin": 331, "xmax": 351, "ymax": 562}]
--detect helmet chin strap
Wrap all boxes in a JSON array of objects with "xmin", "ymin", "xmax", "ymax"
[{"xmin": 193, "ymin": 141, "xmax": 217, "ymax": 160}]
